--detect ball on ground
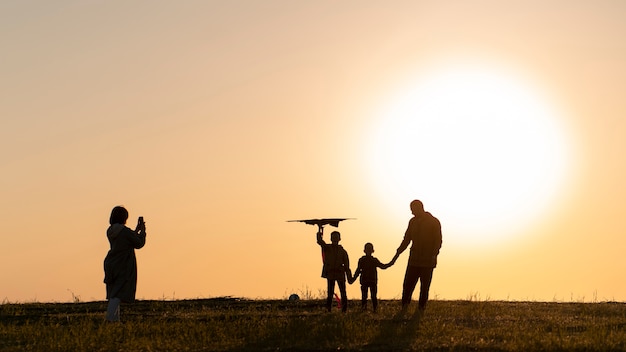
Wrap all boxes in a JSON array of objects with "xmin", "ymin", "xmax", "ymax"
[{"xmin": 288, "ymin": 294, "xmax": 300, "ymax": 301}]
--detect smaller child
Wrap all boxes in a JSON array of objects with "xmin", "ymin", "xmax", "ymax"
[{"xmin": 349, "ymin": 242, "xmax": 394, "ymax": 312}]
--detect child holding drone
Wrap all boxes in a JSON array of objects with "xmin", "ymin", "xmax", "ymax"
[
  {"xmin": 317, "ymin": 230, "xmax": 352, "ymax": 312},
  {"xmin": 348, "ymin": 242, "xmax": 395, "ymax": 312}
]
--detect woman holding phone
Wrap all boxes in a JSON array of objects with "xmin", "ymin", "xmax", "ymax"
[{"xmin": 103, "ymin": 206, "xmax": 147, "ymax": 322}]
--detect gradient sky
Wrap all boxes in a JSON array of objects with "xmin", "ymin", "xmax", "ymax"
[{"xmin": 2, "ymin": 1, "xmax": 626, "ymax": 303}]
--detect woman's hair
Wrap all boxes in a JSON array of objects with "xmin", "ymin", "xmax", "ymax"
[{"xmin": 109, "ymin": 206, "xmax": 129, "ymax": 225}]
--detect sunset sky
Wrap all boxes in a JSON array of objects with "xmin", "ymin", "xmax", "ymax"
[{"xmin": 2, "ymin": 1, "xmax": 626, "ymax": 303}]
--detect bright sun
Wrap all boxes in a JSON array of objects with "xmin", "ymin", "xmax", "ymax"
[{"xmin": 366, "ymin": 61, "xmax": 572, "ymax": 249}]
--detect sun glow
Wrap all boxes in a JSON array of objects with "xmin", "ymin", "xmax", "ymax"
[{"xmin": 366, "ymin": 61, "xmax": 572, "ymax": 249}]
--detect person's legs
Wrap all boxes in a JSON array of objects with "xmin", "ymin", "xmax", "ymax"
[
  {"xmin": 402, "ymin": 265, "xmax": 420, "ymax": 308},
  {"xmin": 326, "ymin": 279, "xmax": 335, "ymax": 312},
  {"xmin": 338, "ymin": 280, "xmax": 348, "ymax": 312},
  {"xmin": 417, "ymin": 267, "xmax": 434, "ymax": 310},
  {"xmin": 360, "ymin": 284, "xmax": 368, "ymax": 310},
  {"xmin": 371, "ymin": 284, "xmax": 378, "ymax": 312},
  {"xmin": 106, "ymin": 297, "xmax": 121, "ymax": 322}
]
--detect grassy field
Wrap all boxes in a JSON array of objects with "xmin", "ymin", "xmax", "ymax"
[{"xmin": 2, "ymin": 297, "xmax": 626, "ymax": 351}]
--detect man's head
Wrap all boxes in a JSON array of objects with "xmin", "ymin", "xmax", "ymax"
[
  {"xmin": 330, "ymin": 231, "xmax": 341, "ymax": 243},
  {"xmin": 410, "ymin": 199, "xmax": 425, "ymax": 217},
  {"xmin": 364, "ymin": 242, "xmax": 374, "ymax": 254}
]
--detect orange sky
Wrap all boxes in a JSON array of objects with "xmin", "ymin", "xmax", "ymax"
[{"xmin": 2, "ymin": 1, "xmax": 626, "ymax": 303}]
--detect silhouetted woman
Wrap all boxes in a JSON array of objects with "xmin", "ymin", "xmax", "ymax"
[{"xmin": 103, "ymin": 206, "xmax": 146, "ymax": 322}]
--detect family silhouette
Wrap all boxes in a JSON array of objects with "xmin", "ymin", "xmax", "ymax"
[
  {"xmin": 314, "ymin": 199, "xmax": 443, "ymax": 313},
  {"xmin": 102, "ymin": 199, "xmax": 442, "ymax": 321}
]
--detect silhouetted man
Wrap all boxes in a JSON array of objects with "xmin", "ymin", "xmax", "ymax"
[{"xmin": 391, "ymin": 200, "xmax": 442, "ymax": 311}]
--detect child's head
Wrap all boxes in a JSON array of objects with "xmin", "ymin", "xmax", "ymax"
[
  {"xmin": 364, "ymin": 242, "xmax": 374, "ymax": 254},
  {"xmin": 330, "ymin": 231, "xmax": 341, "ymax": 243}
]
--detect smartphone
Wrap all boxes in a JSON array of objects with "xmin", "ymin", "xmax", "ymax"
[{"xmin": 138, "ymin": 216, "xmax": 144, "ymax": 224}]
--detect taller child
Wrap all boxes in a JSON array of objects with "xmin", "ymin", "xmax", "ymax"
[{"xmin": 317, "ymin": 230, "xmax": 352, "ymax": 312}]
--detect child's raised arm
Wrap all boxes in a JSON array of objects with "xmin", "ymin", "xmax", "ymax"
[{"xmin": 316, "ymin": 231, "xmax": 325, "ymax": 246}]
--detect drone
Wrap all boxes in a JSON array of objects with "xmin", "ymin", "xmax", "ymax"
[{"xmin": 287, "ymin": 218, "xmax": 355, "ymax": 234}]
